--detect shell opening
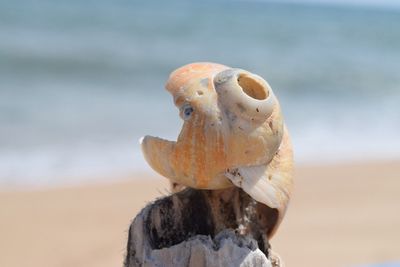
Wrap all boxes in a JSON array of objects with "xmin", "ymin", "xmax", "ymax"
[{"xmin": 237, "ymin": 74, "xmax": 268, "ymax": 100}]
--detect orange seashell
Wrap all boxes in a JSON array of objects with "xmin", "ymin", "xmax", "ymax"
[{"xmin": 141, "ymin": 62, "xmax": 293, "ymax": 237}]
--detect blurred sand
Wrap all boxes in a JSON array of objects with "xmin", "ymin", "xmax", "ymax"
[{"xmin": 1, "ymin": 162, "xmax": 399, "ymax": 267}]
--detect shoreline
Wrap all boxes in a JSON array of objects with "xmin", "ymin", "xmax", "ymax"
[{"xmin": 1, "ymin": 161, "xmax": 399, "ymax": 267}]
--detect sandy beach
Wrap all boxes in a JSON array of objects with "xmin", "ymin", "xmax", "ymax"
[{"xmin": 1, "ymin": 161, "xmax": 399, "ymax": 267}]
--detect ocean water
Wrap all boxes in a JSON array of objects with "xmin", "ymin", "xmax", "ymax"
[{"xmin": 1, "ymin": 0, "xmax": 400, "ymax": 187}]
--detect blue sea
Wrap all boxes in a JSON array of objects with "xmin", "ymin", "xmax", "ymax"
[{"xmin": 1, "ymin": 0, "xmax": 400, "ymax": 187}]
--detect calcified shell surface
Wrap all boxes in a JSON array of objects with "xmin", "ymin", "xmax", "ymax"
[{"xmin": 141, "ymin": 62, "xmax": 293, "ymax": 237}]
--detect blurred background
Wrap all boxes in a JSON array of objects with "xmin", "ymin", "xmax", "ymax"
[{"xmin": 0, "ymin": 0, "xmax": 399, "ymax": 267}]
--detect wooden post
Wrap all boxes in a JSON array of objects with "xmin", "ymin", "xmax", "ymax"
[{"xmin": 124, "ymin": 187, "xmax": 283, "ymax": 267}]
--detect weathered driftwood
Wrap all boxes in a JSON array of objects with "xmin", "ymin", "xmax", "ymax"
[{"xmin": 124, "ymin": 187, "xmax": 282, "ymax": 267}]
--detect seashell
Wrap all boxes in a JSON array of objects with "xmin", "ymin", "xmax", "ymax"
[{"xmin": 141, "ymin": 62, "xmax": 293, "ymax": 237}]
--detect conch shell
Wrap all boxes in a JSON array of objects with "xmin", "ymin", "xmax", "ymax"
[{"xmin": 141, "ymin": 62, "xmax": 293, "ymax": 237}]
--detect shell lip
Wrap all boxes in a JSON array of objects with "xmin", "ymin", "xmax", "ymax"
[
  {"xmin": 140, "ymin": 134, "xmax": 177, "ymax": 163},
  {"xmin": 139, "ymin": 136, "xmax": 145, "ymax": 145},
  {"xmin": 140, "ymin": 134, "xmax": 176, "ymax": 146},
  {"xmin": 228, "ymin": 69, "xmax": 276, "ymax": 103}
]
